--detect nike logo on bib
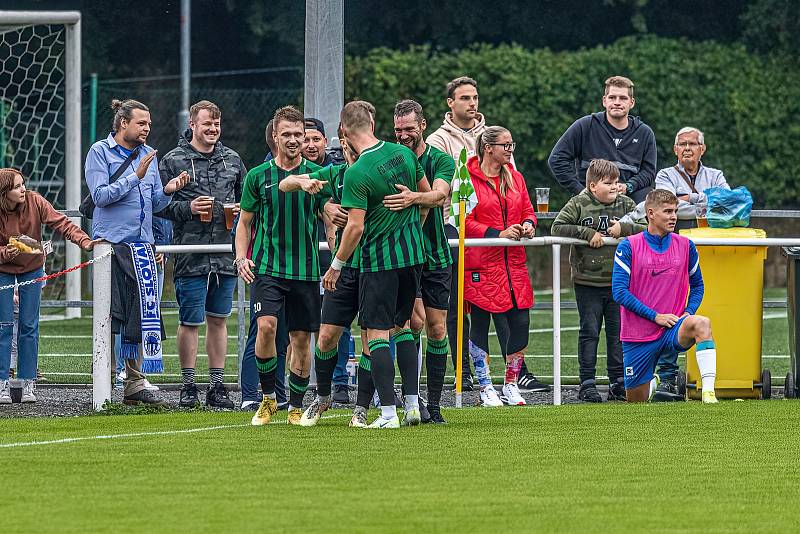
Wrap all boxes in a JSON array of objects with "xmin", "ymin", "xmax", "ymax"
[{"xmin": 651, "ymin": 268, "xmax": 670, "ymax": 277}]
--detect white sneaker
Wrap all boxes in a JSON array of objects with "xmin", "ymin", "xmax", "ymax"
[
  {"xmin": 402, "ymin": 406, "xmax": 421, "ymax": 426},
  {"xmin": 300, "ymin": 396, "xmax": 331, "ymax": 427},
  {"xmin": 480, "ymin": 386, "xmax": 504, "ymax": 407},
  {"xmin": 240, "ymin": 400, "xmax": 258, "ymax": 410},
  {"xmin": 502, "ymin": 383, "xmax": 526, "ymax": 406},
  {"xmin": 367, "ymin": 415, "xmax": 400, "ymax": 429},
  {"xmin": 21, "ymin": 379, "xmax": 36, "ymax": 403},
  {"xmin": 0, "ymin": 380, "xmax": 11, "ymax": 404},
  {"xmin": 349, "ymin": 407, "xmax": 368, "ymax": 428},
  {"xmin": 143, "ymin": 379, "xmax": 159, "ymax": 391}
]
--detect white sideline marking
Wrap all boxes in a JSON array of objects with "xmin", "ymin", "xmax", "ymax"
[
  {"xmin": 40, "ymin": 353, "xmax": 240, "ymax": 358},
  {"xmin": 40, "ymin": 335, "xmax": 240, "ymax": 339},
  {"xmin": 0, "ymin": 414, "xmax": 349, "ymax": 449},
  {"xmin": 38, "ymin": 372, "xmax": 241, "ymax": 377}
]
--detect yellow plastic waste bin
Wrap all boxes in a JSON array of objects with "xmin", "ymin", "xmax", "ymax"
[{"xmin": 678, "ymin": 227, "xmax": 768, "ymax": 399}]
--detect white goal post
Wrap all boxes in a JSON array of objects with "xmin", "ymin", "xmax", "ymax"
[{"xmin": 0, "ymin": 10, "xmax": 81, "ymax": 318}]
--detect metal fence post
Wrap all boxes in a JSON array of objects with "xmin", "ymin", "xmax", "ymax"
[
  {"xmin": 552, "ymin": 243, "xmax": 562, "ymax": 406},
  {"xmin": 89, "ymin": 73, "xmax": 98, "ymax": 142},
  {"xmin": 237, "ymin": 277, "xmax": 246, "ymax": 388},
  {"xmin": 92, "ymin": 243, "xmax": 112, "ymax": 410}
]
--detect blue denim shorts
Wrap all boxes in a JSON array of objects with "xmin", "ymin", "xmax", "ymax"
[{"xmin": 174, "ymin": 274, "xmax": 237, "ymax": 326}]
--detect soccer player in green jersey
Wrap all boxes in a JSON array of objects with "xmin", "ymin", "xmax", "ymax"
[
  {"xmin": 278, "ymin": 130, "xmax": 375, "ymax": 427},
  {"xmin": 235, "ymin": 105, "xmax": 328, "ymax": 426},
  {"xmin": 323, "ymin": 101, "xmax": 439, "ymax": 429},
  {"xmin": 391, "ymin": 99, "xmax": 453, "ymax": 424}
]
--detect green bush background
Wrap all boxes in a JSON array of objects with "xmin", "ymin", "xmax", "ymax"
[{"xmin": 346, "ymin": 36, "xmax": 800, "ymax": 209}]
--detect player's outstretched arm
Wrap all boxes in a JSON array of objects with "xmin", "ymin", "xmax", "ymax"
[
  {"xmin": 279, "ymin": 173, "xmax": 327, "ymax": 194},
  {"xmin": 382, "ymin": 175, "xmax": 443, "ymax": 211}
]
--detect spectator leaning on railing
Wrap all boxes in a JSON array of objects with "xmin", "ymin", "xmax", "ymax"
[
  {"xmin": 0, "ymin": 168, "xmax": 96, "ymax": 404},
  {"xmin": 551, "ymin": 159, "xmax": 646, "ymax": 403},
  {"xmin": 463, "ymin": 126, "xmax": 541, "ymax": 408},
  {"xmin": 85, "ymin": 99, "xmax": 189, "ymax": 407},
  {"xmin": 655, "ymin": 127, "xmax": 729, "ymax": 205},
  {"xmin": 649, "ymin": 126, "xmax": 730, "ymax": 399}
]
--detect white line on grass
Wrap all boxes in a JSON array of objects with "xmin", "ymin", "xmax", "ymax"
[
  {"xmin": 40, "ymin": 353, "xmax": 240, "ymax": 358},
  {"xmin": 0, "ymin": 413, "xmax": 349, "ymax": 449},
  {"xmin": 40, "ymin": 335, "xmax": 240, "ymax": 339}
]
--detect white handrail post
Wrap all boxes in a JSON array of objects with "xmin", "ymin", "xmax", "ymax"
[
  {"xmin": 92, "ymin": 243, "xmax": 112, "ymax": 410},
  {"xmin": 552, "ymin": 243, "xmax": 562, "ymax": 406},
  {"xmin": 237, "ymin": 277, "xmax": 246, "ymax": 388}
]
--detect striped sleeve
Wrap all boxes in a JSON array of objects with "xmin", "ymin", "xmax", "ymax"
[{"xmin": 612, "ymin": 239, "xmax": 658, "ymax": 321}]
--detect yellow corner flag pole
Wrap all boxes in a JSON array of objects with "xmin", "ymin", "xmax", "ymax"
[{"xmin": 455, "ymin": 198, "xmax": 466, "ymax": 408}]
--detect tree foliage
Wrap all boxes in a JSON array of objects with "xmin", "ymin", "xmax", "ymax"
[{"xmin": 347, "ymin": 36, "xmax": 800, "ymax": 209}]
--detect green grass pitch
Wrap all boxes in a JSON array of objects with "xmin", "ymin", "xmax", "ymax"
[{"xmin": 2, "ymin": 403, "xmax": 799, "ymax": 532}]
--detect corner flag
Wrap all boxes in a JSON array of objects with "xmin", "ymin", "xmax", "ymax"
[{"xmin": 449, "ymin": 148, "xmax": 477, "ymax": 227}]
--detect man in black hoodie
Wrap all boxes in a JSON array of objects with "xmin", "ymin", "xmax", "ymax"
[
  {"xmin": 157, "ymin": 100, "xmax": 246, "ymax": 409},
  {"xmin": 548, "ymin": 76, "xmax": 657, "ymax": 204}
]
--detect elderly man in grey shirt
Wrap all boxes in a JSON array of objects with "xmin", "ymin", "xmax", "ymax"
[{"xmin": 655, "ymin": 126, "xmax": 729, "ymax": 203}]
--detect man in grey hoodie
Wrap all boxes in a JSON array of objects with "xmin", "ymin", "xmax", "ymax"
[
  {"xmin": 548, "ymin": 76, "xmax": 657, "ymax": 204},
  {"xmin": 157, "ymin": 100, "xmax": 246, "ymax": 409}
]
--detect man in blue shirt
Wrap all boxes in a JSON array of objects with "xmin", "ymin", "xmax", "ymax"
[{"xmin": 85, "ymin": 99, "xmax": 188, "ymax": 405}]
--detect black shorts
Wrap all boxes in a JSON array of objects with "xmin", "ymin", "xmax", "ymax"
[
  {"xmin": 359, "ymin": 265, "xmax": 422, "ymax": 330},
  {"xmin": 416, "ymin": 266, "xmax": 451, "ymax": 310},
  {"xmin": 251, "ymin": 274, "xmax": 321, "ymax": 332},
  {"xmin": 321, "ymin": 266, "xmax": 360, "ymax": 328}
]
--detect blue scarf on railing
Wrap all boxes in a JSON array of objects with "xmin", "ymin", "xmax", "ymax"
[{"xmin": 120, "ymin": 242, "xmax": 163, "ymax": 373}]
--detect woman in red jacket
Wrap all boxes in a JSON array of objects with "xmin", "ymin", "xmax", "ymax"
[
  {"xmin": 464, "ymin": 126, "xmax": 537, "ymax": 407},
  {"xmin": 0, "ymin": 168, "xmax": 95, "ymax": 404}
]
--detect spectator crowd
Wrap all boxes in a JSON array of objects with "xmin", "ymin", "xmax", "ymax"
[{"xmin": 0, "ymin": 74, "xmax": 726, "ymax": 416}]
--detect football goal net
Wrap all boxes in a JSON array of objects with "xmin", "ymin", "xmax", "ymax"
[{"xmin": 0, "ymin": 10, "xmax": 82, "ymax": 316}]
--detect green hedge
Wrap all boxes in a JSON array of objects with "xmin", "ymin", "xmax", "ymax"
[{"xmin": 346, "ymin": 36, "xmax": 800, "ymax": 209}]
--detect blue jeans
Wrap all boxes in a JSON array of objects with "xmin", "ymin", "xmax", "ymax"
[
  {"xmin": 332, "ymin": 328, "xmax": 351, "ymax": 386},
  {"xmin": 0, "ymin": 268, "xmax": 43, "ymax": 380},
  {"xmin": 657, "ymin": 350, "xmax": 680, "ymax": 384},
  {"xmin": 240, "ymin": 298, "xmax": 288, "ymax": 405},
  {"xmin": 115, "ymin": 265, "xmax": 164, "ymax": 376}
]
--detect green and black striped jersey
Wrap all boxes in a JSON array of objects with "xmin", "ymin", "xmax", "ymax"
[
  {"xmin": 307, "ymin": 163, "xmax": 360, "ymax": 269},
  {"xmin": 240, "ymin": 158, "xmax": 326, "ymax": 280},
  {"xmin": 418, "ymin": 145, "xmax": 454, "ymax": 270},
  {"xmin": 341, "ymin": 141, "xmax": 425, "ymax": 273}
]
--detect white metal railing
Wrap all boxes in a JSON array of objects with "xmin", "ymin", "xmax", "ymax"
[{"xmin": 90, "ymin": 235, "xmax": 800, "ymax": 410}]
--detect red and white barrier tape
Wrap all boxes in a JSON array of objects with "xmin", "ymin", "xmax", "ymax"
[{"xmin": 0, "ymin": 249, "xmax": 113, "ymax": 292}]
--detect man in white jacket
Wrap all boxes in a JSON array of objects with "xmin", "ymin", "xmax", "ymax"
[{"xmin": 655, "ymin": 127, "xmax": 729, "ymax": 204}]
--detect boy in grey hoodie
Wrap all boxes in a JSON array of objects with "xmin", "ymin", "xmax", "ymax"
[{"xmin": 551, "ymin": 159, "xmax": 646, "ymax": 402}]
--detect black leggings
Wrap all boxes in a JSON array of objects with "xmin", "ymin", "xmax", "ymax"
[{"xmin": 470, "ymin": 304, "xmax": 530, "ymax": 356}]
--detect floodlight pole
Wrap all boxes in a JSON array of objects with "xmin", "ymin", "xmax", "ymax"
[
  {"xmin": 304, "ymin": 0, "xmax": 344, "ymax": 141},
  {"xmin": 178, "ymin": 0, "xmax": 191, "ymax": 132}
]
